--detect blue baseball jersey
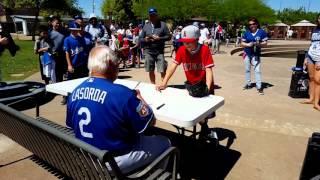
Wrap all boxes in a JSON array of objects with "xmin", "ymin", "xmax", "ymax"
[
  {"xmin": 66, "ymin": 77, "xmax": 154, "ymax": 153},
  {"xmin": 63, "ymin": 35, "xmax": 87, "ymax": 67},
  {"xmin": 242, "ymin": 29, "xmax": 268, "ymax": 57}
]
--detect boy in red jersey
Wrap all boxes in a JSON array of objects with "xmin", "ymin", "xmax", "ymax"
[{"xmin": 156, "ymin": 25, "xmax": 215, "ymax": 140}]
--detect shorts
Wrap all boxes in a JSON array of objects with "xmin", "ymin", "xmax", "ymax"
[
  {"xmin": 144, "ymin": 53, "xmax": 167, "ymax": 73},
  {"xmin": 306, "ymin": 54, "xmax": 320, "ymax": 65}
]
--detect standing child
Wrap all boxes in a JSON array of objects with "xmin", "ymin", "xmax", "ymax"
[
  {"xmin": 156, "ymin": 25, "xmax": 216, "ymax": 140},
  {"xmin": 63, "ymin": 22, "xmax": 88, "ymax": 80},
  {"xmin": 119, "ymin": 37, "xmax": 130, "ymax": 68},
  {"xmin": 61, "ymin": 22, "xmax": 88, "ymax": 105},
  {"xmin": 34, "ymin": 27, "xmax": 56, "ymax": 84}
]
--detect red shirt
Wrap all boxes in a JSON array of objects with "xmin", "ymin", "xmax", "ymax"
[{"xmin": 173, "ymin": 45, "xmax": 214, "ymax": 85}]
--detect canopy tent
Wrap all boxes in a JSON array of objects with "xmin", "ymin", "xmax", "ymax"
[
  {"xmin": 291, "ymin": 20, "xmax": 316, "ymax": 27},
  {"xmin": 272, "ymin": 21, "xmax": 288, "ymax": 27},
  {"xmin": 290, "ymin": 20, "xmax": 316, "ymax": 39},
  {"xmin": 268, "ymin": 21, "xmax": 288, "ymax": 39}
]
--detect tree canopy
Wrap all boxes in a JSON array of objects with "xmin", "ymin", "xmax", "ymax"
[
  {"xmin": 101, "ymin": 0, "xmax": 276, "ymax": 24},
  {"xmin": 277, "ymin": 8, "xmax": 319, "ymax": 25},
  {"xmin": 1, "ymin": 0, "xmax": 82, "ymax": 16}
]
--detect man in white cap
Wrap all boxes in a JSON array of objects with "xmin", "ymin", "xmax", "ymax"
[
  {"xmin": 85, "ymin": 13, "xmax": 107, "ymax": 45},
  {"xmin": 156, "ymin": 25, "xmax": 216, "ymax": 139}
]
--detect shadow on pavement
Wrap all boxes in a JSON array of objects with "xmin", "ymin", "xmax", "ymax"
[
  {"xmin": 118, "ymin": 75, "xmax": 132, "ymax": 79},
  {"xmin": 249, "ymin": 82, "xmax": 274, "ymax": 90},
  {"xmin": 146, "ymin": 127, "xmax": 241, "ymax": 180},
  {"xmin": 168, "ymin": 84, "xmax": 222, "ymax": 90}
]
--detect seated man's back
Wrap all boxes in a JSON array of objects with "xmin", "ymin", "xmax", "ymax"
[{"xmin": 66, "ymin": 46, "xmax": 170, "ymax": 174}]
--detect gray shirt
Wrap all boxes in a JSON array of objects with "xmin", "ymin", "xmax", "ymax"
[
  {"xmin": 49, "ymin": 30, "xmax": 64, "ymax": 53},
  {"xmin": 140, "ymin": 21, "xmax": 170, "ymax": 54}
]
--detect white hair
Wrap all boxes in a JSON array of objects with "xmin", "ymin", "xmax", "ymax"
[{"xmin": 88, "ymin": 45, "xmax": 118, "ymax": 74}]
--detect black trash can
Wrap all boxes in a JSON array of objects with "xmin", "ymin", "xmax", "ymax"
[
  {"xmin": 300, "ymin": 132, "xmax": 320, "ymax": 180},
  {"xmin": 288, "ymin": 50, "xmax": 309, "ymax": 98},
  {"xmin": 296, "ymin": 50, "xmax": 307, "ymax": 68}
]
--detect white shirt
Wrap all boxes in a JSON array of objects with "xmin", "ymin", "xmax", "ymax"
[{"xmin": 199, "ymin": 28, "xmax": 209, "ymax": 44}]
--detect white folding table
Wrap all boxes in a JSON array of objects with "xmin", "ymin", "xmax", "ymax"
[{"xmin": 46, "ymin": 77, "xmax": 224, "ymax": 135}]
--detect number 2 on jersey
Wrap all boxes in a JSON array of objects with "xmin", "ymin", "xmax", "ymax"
[{"xmin": 78, "ymin": 107, "xmax": 93, "ymax": 138}]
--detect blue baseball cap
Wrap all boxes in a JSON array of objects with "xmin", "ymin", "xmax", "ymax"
[
  {"xmin": 68, "ymin": 21, "xmax": 81, "ymax": 30},
  {"xmin": 74, "ymin": 15, "xmax": 83, "ymax": 20},
  {"xmin": 148, "ymin": 8, "xmax": 157, "ymax": 15}
]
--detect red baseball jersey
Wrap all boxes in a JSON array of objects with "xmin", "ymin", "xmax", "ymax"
[{"xmin": 173, "ymin": 45, "xmax": 214, "ymax": 85}]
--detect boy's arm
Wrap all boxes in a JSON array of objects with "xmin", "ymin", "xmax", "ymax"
[
  {"xmin": 38, "ymin": 47, "xmax": 49, "ymax": 53},
  {"xmin": 65, "ymin": 52, "xmax": 73, "ymax": 73},
  {"xmin": 206, "ymin": 67, "xmax": 214, "ymax": 91},
  {"xmin": 156, "ymin": 63, "xmax": 178, "ymax": 91}
]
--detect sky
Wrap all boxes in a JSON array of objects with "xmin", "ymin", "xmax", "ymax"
[{"xmin": 78, "ymin": 0, "xmax": 320, "ymax": 18}]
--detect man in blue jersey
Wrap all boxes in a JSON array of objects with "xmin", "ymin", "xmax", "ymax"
[
  {"xmin": 241, "ymin": 17, "xmax": 268, "ymax": 95},
  {"xmin": 66, "ymin": 45, "xmax": 171, "ymax": 174}
]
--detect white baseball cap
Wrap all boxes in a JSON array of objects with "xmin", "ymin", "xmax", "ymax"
[{"xmin": 179, "ymin": 25, "xmax": 200, "ymax": 43}]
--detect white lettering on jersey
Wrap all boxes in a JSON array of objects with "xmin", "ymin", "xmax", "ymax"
[
  {"xmin": 78, "ymin": 107, "xmax": 93, "ymax": 138},
  {"xmin": 72, "ymin": 87, "xmax": 107, "ymax": 104}
]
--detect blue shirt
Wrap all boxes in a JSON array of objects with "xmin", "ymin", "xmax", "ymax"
[
  {"xmin": 242, "ymin": 29, "xmax": 268, "ymax": 57},
  {"xmin": 66, "ymin": 77, "xmax": 154, "ymax": 153},
  {"xmin": 63, "ymin": 35, "xmax": 87, "ymax": 67}
]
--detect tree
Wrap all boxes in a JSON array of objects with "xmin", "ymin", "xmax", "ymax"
[
  {"xmin": 277, "ymin": 8, "xmax": 319, "ymax": 25},
  {"xmin": 2, "ymin": 0, "xmax": 82, "ymax": 16},
  {"xmin": 101, "ymin": 0, "xmax": 276, "ymax": 25}
]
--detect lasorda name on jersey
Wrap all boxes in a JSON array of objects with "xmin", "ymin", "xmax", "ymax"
[{"xmin": 72, "ymin": 87, "xmax": 107, "ymax": 104}]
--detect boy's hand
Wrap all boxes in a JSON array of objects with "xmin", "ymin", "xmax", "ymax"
[
  {"xmin": 68, "ymin": 65, "xmax": 74, "ymax": 73},
  {"xmin": 156, "ymin": 83, "xmax": 167, "ymax": 91}
]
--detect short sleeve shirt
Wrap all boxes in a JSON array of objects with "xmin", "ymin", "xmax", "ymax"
[
  {"xmin": 242, "ymin": 29, "xmax": 268, "ymax": 57},
  {"xmin": 66, "ymin": 77, "xmax": 154, "ymax": 153},
  {"xmin": 173, "ymin": 45, "xmax": 214, "ymax": 84},
  {"xmin": 63, "ymin": 35, "xmax": 86, "ymax": 67},
  {"xmin": 308, "ymin": 28, "xmax": 320, "ymax": 61}
]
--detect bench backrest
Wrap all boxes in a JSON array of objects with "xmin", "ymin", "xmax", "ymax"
[{"xmin": 0, "ymin": 103, "xmax": 125, "ymax": 180}]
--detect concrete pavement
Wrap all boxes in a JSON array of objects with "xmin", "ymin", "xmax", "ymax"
[{"xmin": 0, "ymin": 40, "xmax": 319, "ymax": 180}]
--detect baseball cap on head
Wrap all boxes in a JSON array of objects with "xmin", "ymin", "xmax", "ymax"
[
  {"xmin": 179, "ymin": 25, "xmax": 200, "ymax": 43},
  {"xmin": 148, "ymin": 8, "xmax": 157, "ymax": 15},
  {"xmin": 68, "ymin": 21, "xmax": 81, "ymax": 31},
  {"xmin": 74, "ymin": 15, "xmax": 83, "ymax": 20}
]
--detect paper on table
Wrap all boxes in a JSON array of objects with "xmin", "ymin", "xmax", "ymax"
[{"xmin": 137, "ymin": 84, "xmax": 165, "ymax": 109}]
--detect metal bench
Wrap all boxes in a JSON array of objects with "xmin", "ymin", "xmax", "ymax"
[{"xmin": 0, "ymin": 103, "xmax": 179, "ymax": 180}]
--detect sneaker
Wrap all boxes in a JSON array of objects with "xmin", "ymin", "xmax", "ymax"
[
  {"xmin": 258, "ymin": 88, "xmax": 264, "ymax": 95},
  {"xmin": 243, "ymin": 84, "xmax": 251, "ymax": 90}
]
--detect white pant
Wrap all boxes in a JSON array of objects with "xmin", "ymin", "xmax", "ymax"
[{"xmin": 110, "ymin": 135, "xmax": 171, "ymax": 174}]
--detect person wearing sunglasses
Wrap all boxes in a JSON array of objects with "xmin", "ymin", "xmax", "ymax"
[{"xmin": 241, "ymin": 17, "xmax": 268, "ymax": 95}]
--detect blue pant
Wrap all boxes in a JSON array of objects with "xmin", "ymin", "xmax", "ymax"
[{"xmin": 244, "ymin": 55, "xmax": 262, "ymax": 89}]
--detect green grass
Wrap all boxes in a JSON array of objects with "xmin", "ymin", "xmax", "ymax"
[{"xmin": 1, "ymin": 40, "xmax": 39, "ymax": 81}]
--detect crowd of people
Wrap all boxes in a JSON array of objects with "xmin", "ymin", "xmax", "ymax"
[{"xmin": 30, "ymin": 8, "xmax": 320, "ymax": 174}]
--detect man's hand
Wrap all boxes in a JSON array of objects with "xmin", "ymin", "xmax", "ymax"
[
  {"xmin": 152, "ymin": 35, "xmax": 160, "ymax": 41},
  {"xmin": 68, "ymin": 65, "xmax": 74, "ymax": 73},
  {"xmin": 0, "ymin": 37, "xmax": 8, "ymax": 45},
  {"xmin": 316, "ymin": 64, "xmax": 320, "ymax": 71},
  {"xmin": 156, "ymin": 82, "xmax": 167, "ymax": 91},
  {"xmin": 144, "ymin": 36, "xmax": 152, "ymax": 42}
]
